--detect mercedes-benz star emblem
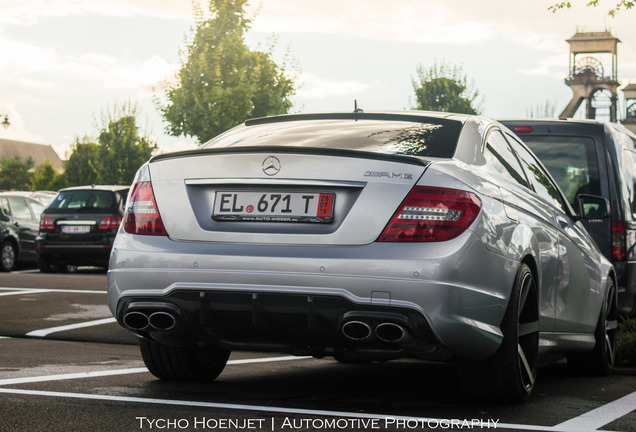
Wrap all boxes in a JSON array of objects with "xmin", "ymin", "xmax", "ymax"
[{"xmin": 262, "ymin": 156, "xmax": 281, "ymax": 176}]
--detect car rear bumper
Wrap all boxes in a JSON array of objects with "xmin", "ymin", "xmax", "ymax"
[
  {"xmin": 107, "ymin": 230, "xmax": 517, "ymax": 361},
  {"xmin": 37, "ymin": 244, "xmax": 112, "ymax": 266}
]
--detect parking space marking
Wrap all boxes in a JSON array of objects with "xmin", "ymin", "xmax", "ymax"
[
  {"xmin": 25, "ymin": 317, "xmax": 117, "ymax": 337},
  {"xmin": 0, "ymin": 356, "xmax": 311, "ymax": 386},
  {"xmin": 555, "ymin": 390, "xmax": 636, "ymax": 430},
  {"xmin": 0, "ymin": 387, "xmax": 616, "ymax": 432},
  {"xmin": 0, "ymin": 287, "xmax": 105, "ymax": 294},
  {"xmin": 0, "ymin": 289, "xmax": 52, "ymax": 296}
]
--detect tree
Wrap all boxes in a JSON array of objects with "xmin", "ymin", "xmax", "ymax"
[
  {"xmin": 31, "ymin": 161, "xmax": 66, "ymax": 191},
  {"xmin": 411, "ymin": 61, "xmax": 482, "ymax": 115},
  {"xmin": 64, "ymin": 136, "xmax": 100, "ymax": 187},
  {"xmin": 95, "ymin": 108, "xmax": 155, "ymax": 185},
  {"xmin": 160, "ymin": 0, "xmax": 296, "ymax": 143},
  {"xmin": 549, "ymin": 1, "xmax": 634, "ymax": 16},
  {"xmin": 0, "ymin": 156, "xmax": 34, "ymax": 190}
]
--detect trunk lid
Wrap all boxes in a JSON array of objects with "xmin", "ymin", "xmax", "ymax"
[{"xmin": 149, "ymin": 148, "xmax": 428, "ymax": 245}]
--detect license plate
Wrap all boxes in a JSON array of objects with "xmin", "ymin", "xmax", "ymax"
[
  {"xmin": 61, "ymin": 225, "xmax": 91, "ymax": 234},
  {"xmin": 212, "ymin": 192, "xmax": 334, "ymax": 223}
]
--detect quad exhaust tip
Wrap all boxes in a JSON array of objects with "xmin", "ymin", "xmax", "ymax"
[
  {"xmin": 375, "ymin": 322, "xmax": 406, "ymax": 343},
  {"xmin": 123, "ymin": 310, "xmax": 177, "ymax": 331},
  {"xmin": 341, "ymin": 321, "xmax": 372, "ymax": 340}
]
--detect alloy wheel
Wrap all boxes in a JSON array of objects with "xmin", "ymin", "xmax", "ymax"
[
  {"xmin": 517, "ymin": 272, "xmax": 539, "ymax": 392},
  {"xmin": 1, "ymin": 242, "xmax": 16, "ymax": 271}
]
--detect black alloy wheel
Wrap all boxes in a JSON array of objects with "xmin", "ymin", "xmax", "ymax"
[{"xmin": 568, "ymin": 278, "xmax": 617, "ymax": 376}]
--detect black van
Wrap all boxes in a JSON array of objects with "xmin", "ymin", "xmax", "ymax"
[{"xmin": 500, "ymin": 119, "xmax": 636, "ymax": 318}]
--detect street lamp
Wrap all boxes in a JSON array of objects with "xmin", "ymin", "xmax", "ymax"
[{"xmin": 1, "ymin": 115, "xmax": 9, "ymax": 130}]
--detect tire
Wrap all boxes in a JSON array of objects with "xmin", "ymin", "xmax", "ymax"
[
  {"xmin": 139, "ymin": 338, "xmax": 230, "ymax": 382},
  {"xmin": 568, "ymin": 278, "xmax": 617, "ymax": 376},
  {"xmin": 37, "ymin": 256, "xmax": 58, "ymax": 273},
  {"xmin": 458, "ymin": 263, "xmax": 539, "ymax": 402},
  {"xmin": 0, "ymin": 241, "xmax": 17, "ymax": 272}
]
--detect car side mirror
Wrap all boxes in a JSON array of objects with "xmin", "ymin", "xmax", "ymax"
[{"xmin": 577, "ymin": 194, "xmax": 610, "ymax": 220}]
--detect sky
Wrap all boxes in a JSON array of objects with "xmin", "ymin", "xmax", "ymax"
[{"xmin": 1, "ymin": 0, "xmax": 636, "ymax": 160}]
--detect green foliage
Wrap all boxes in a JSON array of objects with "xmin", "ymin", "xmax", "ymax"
[
  {"xmin": 411, "ymin": 61, "xmax": 482, "ymax": 115},
  {"xmin": 617, "ymin": 317, "xmax": 636, "ymax": 367},
  {"xmin": 64, "ymin": 136, "xmax": 100, "ymax": 187},
  {"xmin": 549, "ymin": 1, "xmax": 634, "ymax": 16},
  {"xmin": 96, "ymin": 115, "xmax": 154, "ymax": 186},
  {"xmin": 0, "ymin": 155, "xmax": 34, "ymax": 190},
  {"xmin": 160, "ymin": 0, "xmax": 296, "ymax": 143},
  {"xmin": 30, "ymin": 161, "xmax": 66, "ymax": 191}
]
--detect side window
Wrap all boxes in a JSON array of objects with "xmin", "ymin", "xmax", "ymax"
[
  {"xmin": 28, "ymin": 200, "xmax": 45, "ymax": 219},
  {"xmin": 483, "ymin": 130, "xmax": 528, "ymax": 187},
  {"xmin": 622, "ymin": 149, "xmax": 636, "ymax": 219},
  {"xmin": 507, "ymin": 134, "xmax": 568, "ymax": 214},
  {"xmin": 7, "ymin": 197, "xmax": 33, "ymax": 220}
]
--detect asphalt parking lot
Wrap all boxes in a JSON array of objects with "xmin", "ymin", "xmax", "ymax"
[{"xmin": 0, "ymin": 269, "xmax": 634, "ymax": 432}]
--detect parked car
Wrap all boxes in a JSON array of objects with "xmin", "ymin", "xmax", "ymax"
[
  {"xmin": 0, "ymin": 192, "xmax": 47, "ymax": 271},
  {"xmin": 500, "ymin": 119, "xmax": 636, "ymax": 318},
  {"xmin": 36, "ymin": 185, "xmax": 129, "ymax": 272},
  {"xmin": 107, "ymin": 112, "xmax": 616, "ymax": 402}
]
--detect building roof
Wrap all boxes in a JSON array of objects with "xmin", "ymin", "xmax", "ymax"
[{"xmin": 0, "ymin": 138, "xmax": 64, "ymax": 171}]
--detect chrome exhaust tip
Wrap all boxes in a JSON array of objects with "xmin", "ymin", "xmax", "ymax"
[
  {"xmin": 341, "ymin": 321, "xmax": 372, "ymax": 341},
  {"xmin": 375, "ymin": 322, "xmax": 406, "ymax": 343},
  {"xmin": 123, "ymin": 311, "xmax": 149, "ymax": 330},
  {"xmin": 148, "ymin": 311, "xmax": 176, "ymax": 331}
]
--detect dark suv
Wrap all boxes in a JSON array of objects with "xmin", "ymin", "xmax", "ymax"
[
  {"xmin": 36, "ymin": 185, "xmax": 129, "ymax": 272},
  {"xmin": 0, "ymin": 192, "xmax": 47, "ymax": 271},
  {"xmin": 500, "ymin": 119, "xmax": 636, "ymax": 317}
]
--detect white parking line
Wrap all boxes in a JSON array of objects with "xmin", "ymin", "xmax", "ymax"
[
  {"xmin": 0, "ymin": 356, "xmax": 311, "ymax": 386},
  {"xmin": 0, "ymin": 387, "xmax": 616, "ymax": 432},
  {"xmin": 555, "ymin": 390, "xmax": 636, "ymax": 430},
  {"xmin": 25, "ymin": 317, "xmax": 117, "ymax": 337},
  {"xmin": 0, "ymin": 287, "xmax": 105, "ymax": 294}
]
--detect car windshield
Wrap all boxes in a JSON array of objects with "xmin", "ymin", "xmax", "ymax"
[
  {"xmin": 49, "ymin": 190, "xmax": 116, "ymax": 210},
  {"xmin": 521, "ymin": 136, "xmax": 601, "ymax": 209},
  {"xmin": 202, "ymin": 117, "xmax": 463, "ymax": 159}
]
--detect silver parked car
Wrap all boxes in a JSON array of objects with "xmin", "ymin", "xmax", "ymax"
[{"xmin": 107, "ymin": 112, "xmax": 617, "ymax": 402}]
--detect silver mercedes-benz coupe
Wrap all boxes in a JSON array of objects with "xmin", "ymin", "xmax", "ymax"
[{"xmin": 107, "ymin": 111, "xmax": 617, "ymax": 402}]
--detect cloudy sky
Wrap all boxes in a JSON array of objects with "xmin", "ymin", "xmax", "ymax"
[{"xmin": 1, "ymin": 0, "xmax": 636, "ymax": 159}]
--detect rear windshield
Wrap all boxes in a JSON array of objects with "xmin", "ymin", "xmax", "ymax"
[
  {"xmin": 202, "ymin": 118, "xmax": 462, "ymax": 159},
  {"xmin": 520, "ymin": 136, "xmax": 600, "ymax": 208},
  {"xmin": 49, "ymin": 190, "xmax": 119, "ymax": 211}
]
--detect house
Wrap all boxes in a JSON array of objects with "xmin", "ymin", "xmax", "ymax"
[{"xmin": 0, "ymin": 138, "xmax": 64, "ymax": 171}]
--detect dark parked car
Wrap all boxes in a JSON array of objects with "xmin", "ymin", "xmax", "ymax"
[
  {"xmin": 36, "ymin": 185, "xmax": 129, "ymax": 272},
  {"xmin": 0, "ymin": 192, "xmax": 47, "ymax": 271},
  {"xmin": 108, "ymin": 112, "xmax": 616, "ymax": 402},
  {"xmin": 501, "ymin": 119, "xmax": 636, "ymax": 318}
]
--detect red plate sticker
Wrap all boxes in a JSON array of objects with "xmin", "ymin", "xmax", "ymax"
[{"xmin": 317, "ymin": 193, "xmax": 333, "ymax": 218}]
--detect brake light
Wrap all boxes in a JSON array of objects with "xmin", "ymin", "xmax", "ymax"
[
  {"xmin": 123, "ymin": 181, "xmax": 167, "ymax": 236},
  {"xmin": 39, "ymin": 217, "xmax": 54, "ymax": 231},
  {"xmin": 378, "ymin": 186, "xmax": 481, "ymax": 242},
  {"xmin": 99, "ymin": 217, "xmax": 122, "ymax": 230},
  {"xmin": 612, "ymin": 220, "xmax": 626, "ymax": 261},
  {"xmin": 513, "ymin": 126, "xmax": 534, "ymax": 134}
]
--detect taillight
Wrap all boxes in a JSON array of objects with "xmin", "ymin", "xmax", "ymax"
[
  {"xmin": 40, "ymin": 217, "xmax": 54, "ymax": 231},
  {"xmin": 123, "ymin": 181, "xmax": 167, "ymax": 236},
  {"xmin": 612, "ymin": 220, "xmax": 626, "ymax": 261},
  {"xmin": 378, "ymin": 186, "xmax": 481, "ymax": 242},
  {"xmin": 99, "ymin": 217, "xmax": 122, "ymax": 230}
]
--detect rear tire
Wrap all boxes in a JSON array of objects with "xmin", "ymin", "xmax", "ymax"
[
  {"xmin": 0, "ymin": 241, "xmax": 17, "ymax": 272},
  {"xmin": 139, "ymin": 338, "xmax": 230, "ymax": 382},
  {"xmin": 458, "ymin": 263, "xmax": 539, "ymax": 402},
  {"xmin": 568, "ymin": 278, "xmax": 617, "ymax": 376},
  {"xmin": 37, "ymin": 256, "xmax": 57, "ymax": 273}
]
